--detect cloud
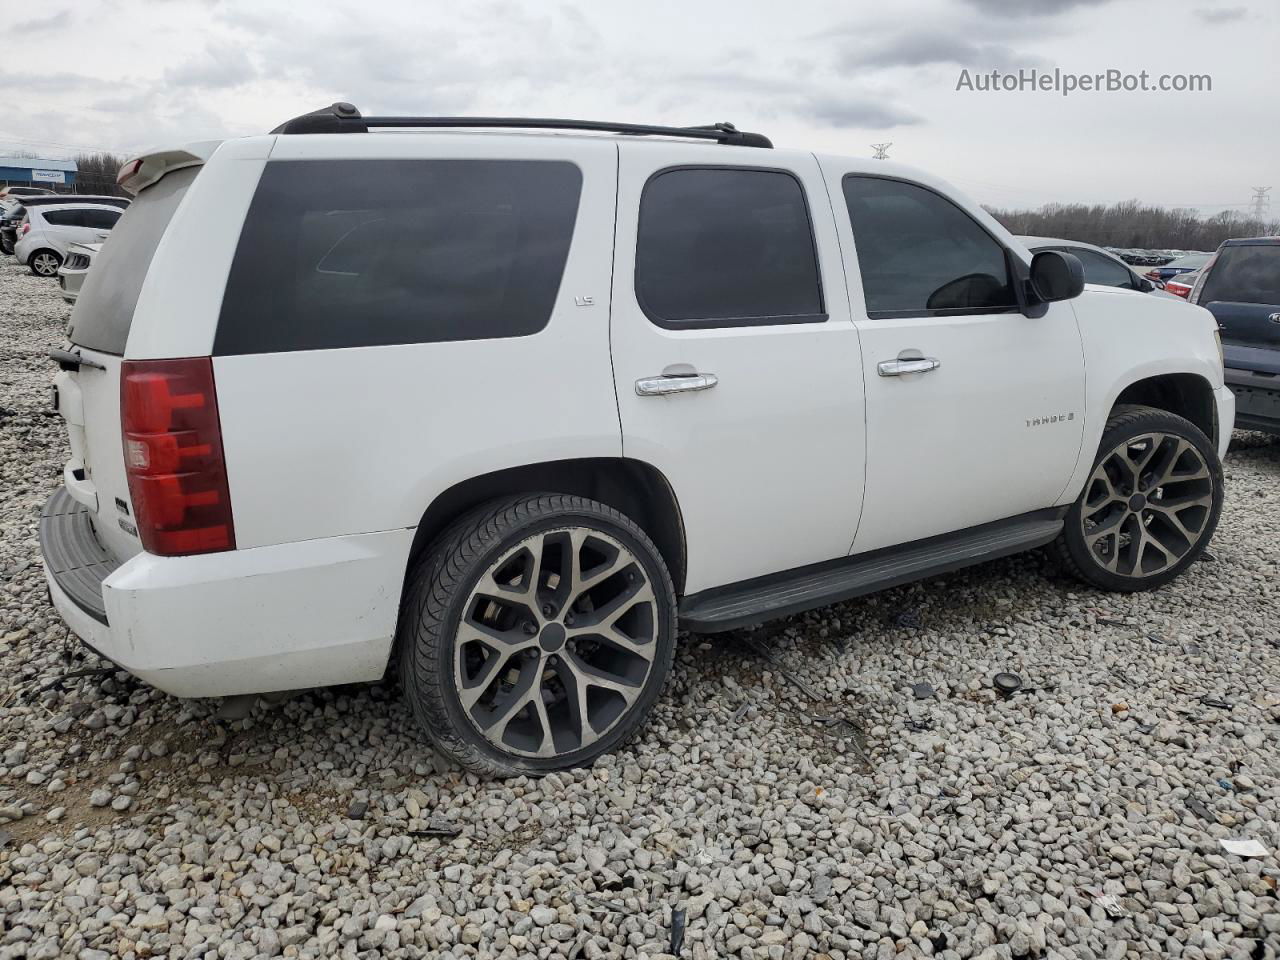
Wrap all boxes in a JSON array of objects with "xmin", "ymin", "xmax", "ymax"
[
  {"xmin": 960, "ymin": 0, "xmax": 1115, "ymax": 16},
  {"xmin": 164, "ymin": 41, "xmax": 257, "ymax": 89},
  {"xmin": 1195, "ymin": 6, "xmax": 1248, "ymax": 23},
  {"xmin": 800, "ymin": 95, "xmax": 922, "ymax": 130},
  {"xmin": 840, "ymin": 32, "xmax": 1036, "ymax": 70},
  {"xmin": 10, "ymin": 12, "xmax": 64, "ymax": 32},
  {"xmin": 0, "ymin": 69, "xmax": 100, "ymax": 93}
]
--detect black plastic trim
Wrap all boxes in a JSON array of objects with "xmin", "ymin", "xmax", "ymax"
[
  {"xmin": 40, "ymin": 487, "xmax": 119, "ymax": 625},
  {"xmin": 679, "ymin": 507, "xmax": 1067, "ymax": 633},
  {"xmin": 634, "ymin": 164, "xmax": 829, "ymax": 330},
  {"xmin": 272, "ymin": 103, "xmax": 773, "ymax": 147}
]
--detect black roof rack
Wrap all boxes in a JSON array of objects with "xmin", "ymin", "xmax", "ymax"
[{"xmin": 271, "ymin": 102, "xmax": 772, "ymax": 148}]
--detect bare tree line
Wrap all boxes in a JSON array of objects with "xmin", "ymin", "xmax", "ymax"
[
  {"xmin": 986, "ymin": 199, "xmax": 1279, "ymax": 252},
  {"xmin": 0, "ymin": 149, "xmax": 129, "ymax": 196},
  {"xmin": 70, "ymin": 152, "xmax": 130, "ymax": 197}
]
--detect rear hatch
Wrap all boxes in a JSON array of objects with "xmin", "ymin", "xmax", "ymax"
[
  {"xmin": 1195, "ymin": 241, "xmax": 1280, "ymax": 375},
  {"xmin": 56, "ymin": 166, "xmax": 200, "ymax": 563}
]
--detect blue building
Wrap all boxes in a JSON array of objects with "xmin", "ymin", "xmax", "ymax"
[{"xmin": 0, "ymin": 156, "xmax": 77, "ymax": 189}]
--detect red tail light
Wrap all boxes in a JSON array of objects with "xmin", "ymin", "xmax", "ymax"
[
  {"xmin": 20, "ymin": 223, "xmax": 30, "ymax": 235},
  {"xmin": 121, "ymin": 357, "xmax": 235, "ymax": 556}
]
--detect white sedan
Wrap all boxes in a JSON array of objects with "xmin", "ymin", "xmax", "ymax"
[
  {"xmin": 57, "ymin": 241, "xmax": 102, "ymax": 303},
  {"xmin": 15, "ymin": 203, "xmax": 121, "ymax": 277}
]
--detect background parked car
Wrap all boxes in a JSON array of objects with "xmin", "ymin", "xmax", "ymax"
[
  {"xmin": 0, "ymin": 185, "xmax": 55, "ymax": 200},
  {"xmin": 1190, "ymin": 236, "xmax": 1280, "ymax": 434},
  {"xmin": 1018, "ymin": 235, "xmax": 1179, "ymax": 298},
  {"xmin": 1164, "ymin": 270, "xmax": 1201, "ymax": 300},
  {"xmin": 1145, "ymin": 251, "xmax": 1211, "ymax": 282},
  {"xmin": 0, "ymin": 204, "xmax": 25, "ymax": 255},
  {"xmin": 57, "ymin": 241, "xmax": 100, "ymax": 304},
  {"xmin": 0, "ymin": 195, "xmax": 127, "ymax": 255},
  {"xmin": 14, "ymin": 203, "xmax": 122, "ymax": 276}
]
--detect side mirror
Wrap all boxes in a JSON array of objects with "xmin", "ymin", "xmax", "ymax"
[{"xmin": 1029, "ymin": 250, "xmax": 1085, "ymax": 303}]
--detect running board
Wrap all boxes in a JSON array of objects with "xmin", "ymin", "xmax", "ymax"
[{"xmin": 678, "ymin": 508, "xmax": 1066, "ymax": 634}]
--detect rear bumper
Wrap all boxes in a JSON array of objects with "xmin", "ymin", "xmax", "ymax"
[
  {"xmin": 1224, "ymin": 367, "xmax": 1280, "ymax": 435},
  {"xmin": 40, "ymin": 487, "xmax": 412, "ymax": 698}
]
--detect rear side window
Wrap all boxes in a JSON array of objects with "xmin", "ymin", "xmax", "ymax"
[
  {"xmin": 1198, "ymin": 245, "xmax": 1280, "ymax": 305},
  {"xmin": 69, "ymin": 167, "xmax": 199, "ymax": 355},
  {"xmin": 635, "ymin": 167, "xmax": 824, "ymax": 327},
  {"xmin": 843, "ymin": 175, "xmax": 1017, "ymax": 318},
  {"xmin": 81, "ymin": 208, "xmax": 121, "ymax": 230},
  {"xmin": 43, "ymin": 209, "xmax": 81, "ymax": 227},
  {"xmin": 214, "ymin": 159, "xmax": 583, "ymax": 355}
]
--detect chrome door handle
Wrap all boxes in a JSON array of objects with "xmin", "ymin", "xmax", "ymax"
[
  {"xmin": 877, "ymin": 357, "xmax": 941, "ymax": 377},
  {"xmin": 635, "ymin": 372, "xmax": 719, "ymax": 397}
]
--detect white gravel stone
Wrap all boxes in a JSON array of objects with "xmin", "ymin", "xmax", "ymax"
[{"xmin": 1, "ymin": 258, "xmax": 1279, "ymax": 958}]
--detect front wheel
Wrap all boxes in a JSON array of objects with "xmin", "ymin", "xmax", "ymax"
[
  {"xmin": 1053, "ymin": 404, "xmax": 1223, "ymax": 592},
  {"xmin": 397, "ymin": 494, "xmax": 677, "ymax": 776},
  {"xmin": 29, "ymin": 249, "xmax": 62, "ymax": 277}
]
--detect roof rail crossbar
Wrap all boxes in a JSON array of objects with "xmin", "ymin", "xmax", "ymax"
[{"xmin": 272, "ymin": 103, "xmax": 772, "ymax": 148}]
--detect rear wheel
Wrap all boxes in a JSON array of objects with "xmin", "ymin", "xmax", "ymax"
[
  {"xmin": 29, "ymin": 249, "xmax": 62, "ymax": 277},
  {"xmin": 397, "ymin": 494, "xmax": 677, "ymax": 776},
  {"xmin": 1053, "ymin": 404, "xmax": 1222, "ymax": 591}
]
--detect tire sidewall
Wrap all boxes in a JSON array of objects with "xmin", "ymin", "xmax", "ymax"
[
  {"xmin": 1062, "ymin": 408, "xmax": 1223, "ymax": 591},
  {"xmin": 407, "ymin": 500, "xmax": 677, "ymax": 775},
  {"xmin": 30, "ymin": 250, "xmax": 61, "ymax": 276}
]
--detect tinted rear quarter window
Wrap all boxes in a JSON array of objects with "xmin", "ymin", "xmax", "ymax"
[
  {"xmin": 69, "ymin": 166, "xmax": 198, "ymax": 355},
  {"xmin": 1199, "ymin": 245, "xmax": 1280, "ymax": 305},
  {"xmin": 215, "ymin": 159, "xmax": 583, "ymax": 355},
  {"xmin": 635, "ymin": 167, "xmax": 824, "ymax": 327}
]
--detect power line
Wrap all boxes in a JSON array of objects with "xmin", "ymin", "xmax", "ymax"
[
  {"xmin": 870, "ymin": 142, "xmax": 892, "ymax": 160},
  {"xmin": 1251, "ymin": 186, "xmax": 1272, "ymax": 219},
  {"xmin": 0, "ymin": 134, "xmax": 116, "ymax": 156}
]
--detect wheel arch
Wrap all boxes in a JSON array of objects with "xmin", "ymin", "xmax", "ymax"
[
  {"xmin": 406, "ymin": 457, "xmax": 688, "ymax": 594},
  {"xmin": 1112, "ymin": 372, "xmax": 1218, "ymax": 446}
]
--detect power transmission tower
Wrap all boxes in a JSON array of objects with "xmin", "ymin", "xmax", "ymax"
[
  {"xmin": 1250, "ymin": 186, "xmax": 1271, "ymax": 219},
  {"xmin": 871, "ymin": 142, "xmax": 892, "ymax": 160}
]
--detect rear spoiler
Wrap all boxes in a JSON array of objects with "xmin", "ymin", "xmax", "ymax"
[{"xmin": 116, "ymin": 141, "xmax": 221, "ymax": 195}]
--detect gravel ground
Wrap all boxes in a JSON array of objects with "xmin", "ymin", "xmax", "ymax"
[{"xmin": 1, "ymin": 255, "xmax": 1278, "ymax": 960}]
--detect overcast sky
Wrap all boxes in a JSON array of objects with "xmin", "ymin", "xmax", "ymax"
[{"xmin": 4, "ymin": 0, "xmax": 1275, "ymax": 215}]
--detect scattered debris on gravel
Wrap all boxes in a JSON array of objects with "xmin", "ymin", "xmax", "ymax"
[{"xmin": 1, "ymin": 258, "xmax": 1278, "ymax": 958}]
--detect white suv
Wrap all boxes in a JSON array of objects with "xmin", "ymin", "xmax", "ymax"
[
  {"xmin": 16, "ymin": 202, "xmax": 122, "ymax": 276},
  {"xmin": 42, "ymin": 104, "xmax": 1233, "ymax": 775}
]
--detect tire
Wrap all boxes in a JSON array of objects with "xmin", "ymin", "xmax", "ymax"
[
  {"xmin": 1052, "ymin": 404, "xmax": 1223, "ymax": 592},
  {"xmin": 397, "ymin": 493, "xmax": 678, "ymax": 776},
  {"xmin": 29, "ymin": 249, "xmax": 62, "ymax": 277}
]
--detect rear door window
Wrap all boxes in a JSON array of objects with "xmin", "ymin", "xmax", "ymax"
[
  {"xmin": 1198, "ymin": 245, "xmax": 1280, "ymax": 305},
  {"xmin": 214, "ymin": 158, "xmax": 583, "ymax": 355},
  {"xmin": 69, "ymin": 167, "xmax": 199, "ymax": 355},
  {"xmin": 43, "ymin": 209, "xmax": 83, "ymax": 227},
  {"xmin": 81, "ymin": 207, "xmax": 121, "ymax": 230},
  {"xmin": 634, "ymin": 167, "xmax": 824, "ymax": 327}
]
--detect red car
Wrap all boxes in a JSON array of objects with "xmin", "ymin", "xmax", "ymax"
[{"xmin": 1164, "ymin": 271, "xmax": 1200, "ymax": 299}]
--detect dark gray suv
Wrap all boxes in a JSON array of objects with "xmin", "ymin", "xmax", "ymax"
[{"xmin": 1192, "ymin": 237, "xmax": 1280, "ymax": 434}]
